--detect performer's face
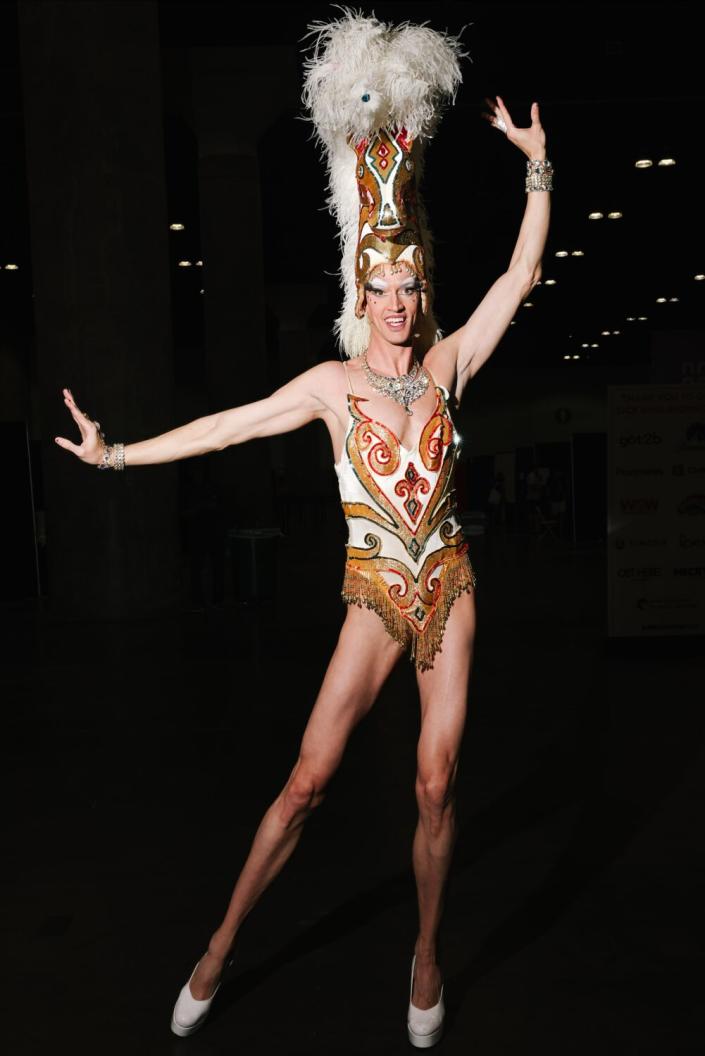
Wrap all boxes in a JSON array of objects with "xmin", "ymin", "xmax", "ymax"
[{"xmin": 363, "ymin": 265, "xmax": 421, "ymax": 345}]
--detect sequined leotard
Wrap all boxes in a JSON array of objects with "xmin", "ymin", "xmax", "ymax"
[{"xmin": 334, "ymin": 366, "xmax": 477, "ymax": 671}]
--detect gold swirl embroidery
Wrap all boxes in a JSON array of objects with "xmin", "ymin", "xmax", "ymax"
[
  {"xmin": 355, "ymin": 420, "xmax": 399, "ymax": 475},
  {"xmin": 345, "ymin": 390, "xmax": 457, "ymax": 560},
  {"xmin": 419, "ymin": 388, "xmax": 453, "ymax": 472}
]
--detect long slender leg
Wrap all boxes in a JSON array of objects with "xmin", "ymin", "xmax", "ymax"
[
  {"xmin": 188, "ymin": 605, "xmax": 404, "ymax": 998},
  {"xmin": 411, "ymin": 589, "xmax": 476, "ymax": 1008}
]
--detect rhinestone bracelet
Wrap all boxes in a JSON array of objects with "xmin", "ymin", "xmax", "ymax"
[
  {"xmin": 526, "ymin": 158, "xmax": 553, "ymax": 193},
  {"xmin": 97, "ymin": 440, "xmax": 125, "ymax": 470}
]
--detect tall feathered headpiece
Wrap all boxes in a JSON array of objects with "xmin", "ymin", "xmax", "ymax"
[{"xmin": 301, "ymin": 8, "xmax": 470, "ymax": 359}]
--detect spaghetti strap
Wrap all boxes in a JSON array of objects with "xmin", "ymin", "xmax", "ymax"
[{"xmin": 342, "ymin": 359, "xmax": 355, "ymax": 396}]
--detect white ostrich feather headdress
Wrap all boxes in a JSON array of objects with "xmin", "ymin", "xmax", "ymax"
[{"xmin": 301, "ymin": 7, "xmax": 470, "ymax": 359}]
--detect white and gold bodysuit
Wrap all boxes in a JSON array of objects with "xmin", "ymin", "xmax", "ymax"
[{"xmin": 334, "ymin": 367, "xmax": 477, "ymax": 671}]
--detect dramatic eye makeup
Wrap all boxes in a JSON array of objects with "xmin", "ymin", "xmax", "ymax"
[{"xmin": 364, "ymin": 280, "xmax": 421, "ymax": 295}]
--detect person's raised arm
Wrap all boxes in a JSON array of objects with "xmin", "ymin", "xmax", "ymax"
[
  {"xmin": 430, "ymin": 95, "xmax": 551, "ymax": 403},
  {"xmin": 55, "ymin": 363, "xmax": 335, "ymax": 468}
]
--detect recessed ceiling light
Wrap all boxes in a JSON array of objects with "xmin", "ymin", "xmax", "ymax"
[
  {"xmin": 600, "ymin": 330, "xmax": 611, "ymax": 336},
  {"xmin": 657, "ymin": 158, "xmax": 676, "ymax": 166},
  {"xmin": 613, "ymin": 330, "xmax": 621, "ymax": 335},
  {"xmin": 581, "ymin": 343, "xmax": 589, "ymax": 348},
  {"xmin": 170, "ymin": 223, "xmax": 185, "ymax": 230},
  {"xmin": 626, "ymin": 316, "xmax": 636, "ymax": 321},
  {"xmin": 588, "ymin": 212, "xmax": 604, "ymax": 220},
  {"xmin": 572, "ymin": 354, "xmax": 580, "ymax": 359},
  {"xmin": 555, "ymin": 250, "xmax": 569, "ymax": 257},
  {"xmin": 656, "ymin": 297, "xmax": 666, "ymax": 303},
  {"xmin": 638, "ymin": 316, "xmax": 648, "ymax": 321},
  {"xmin": 590, "ymin": 343, "xmax": 599, "ymax": 348},
  {"xmin": 195, "ymin": 260, "xmax": 203, "ymax": 266},
  {"xmin": 178, "ymin": 260, "xmax": 192, "ymax": 267},
  {"xmin": 634, "ymin": 159, "xmax": 653, "ymax": 168},
  {"xmin": 571, "ymin": 250, "xmax": 584, "ymax": 256},
  {"xmin": 669, "ymin": 297, "xmax": 679, "ymax": 302},
  {"xmin": 563, "ymin": 354, "xmax": 570, "ymax": 360},
  {"xmin": 607, "ymin": 211, "xmax": 623, "ymax": 219},
  {"xmin": 523, "ymin": 302, "xmax": 533, "ymax": 307},
  {"xmin": 4, "ymin": 263, "xmax": 19, "ymax": 270},
  {"xmin": 544, "ymin": 279, "xmax": 556, "ymax": 285},
  {"xmin": 694, "ymin": 274, "xmax": 705, "ymax": 281}
]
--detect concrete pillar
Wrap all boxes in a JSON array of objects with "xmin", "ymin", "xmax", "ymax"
[
  {"xmin": 18, "ymin": 0, "xmax": 181, "ymax": 618},
  {"xmin": 187, "ymin": 46, "xmax": 298, "ymax": 527}
]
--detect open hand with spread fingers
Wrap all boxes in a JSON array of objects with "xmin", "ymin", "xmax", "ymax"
[
  {"xmin": 481, "ymin": 94, "xmax": 546, "ymax": 160},
  {"xmin": 55, "ymin": 387, "xmax": 106, "ymax": 466}
]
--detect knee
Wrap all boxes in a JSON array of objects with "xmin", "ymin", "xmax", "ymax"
[
  {"xmin": 278, "ymin": 761, "xmax": 327, "ymax": 827},
  {"xmin": 415, "ymin": 763, "xmax": 457, "ymax": 828}
]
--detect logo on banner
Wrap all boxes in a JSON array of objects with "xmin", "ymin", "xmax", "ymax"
[
  {"xmin": 614, "ymin": 537, "xmax": 667, "ymax": 549},
  {"xmin": 616, "ymin": 467, "xmax": 663, "ymax": 477},
  {"xmin": 617, "ymin": 567, "xmax": 661, "ymax": 579},
  {"xmin": 618, "ymin": 432, "xmax": 663, "ymax": 448},
  {"xmin": 620, "ymin": 497, "xmax": 659, "ymax": 514},
  {"xmin": 677, "ymin": 494, "xmax": 705, "ymax": 515},
  {"xmin": 679, "ymin": 533, "xmax": 705, "ymax": 549},
  {"xmin": 636, "ymin": 596, "xmax": 697, "ymax": 611},
  {"xmin": 678, "ymin": 421, "xmax": 705, "ymax": 451},
  {"xmin": 672, "ymin": 463, "xmax": 705, "ymax": 476}
]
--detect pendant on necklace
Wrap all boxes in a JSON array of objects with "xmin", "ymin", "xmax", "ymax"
[{"xmin": 362, "ymin": 352, "xmax": 429, "ymax": 414}]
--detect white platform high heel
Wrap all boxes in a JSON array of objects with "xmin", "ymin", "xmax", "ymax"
[
  {"xmin": 170, "ymin": 955, "xmax": 233, "ymax": 1037},
  {"xmin": 407, "ymin": 953, "xmax": 445, "ymax": 1048}
]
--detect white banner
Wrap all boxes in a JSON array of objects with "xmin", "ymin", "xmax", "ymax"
[{"xmin": 607, "ymin": 385, "xmax": 705, "ymax": 636}]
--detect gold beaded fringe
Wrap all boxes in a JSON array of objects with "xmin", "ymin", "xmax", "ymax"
[{"xmin": 341, "ymin": 555, "xmax": 477, "ymax": 672}]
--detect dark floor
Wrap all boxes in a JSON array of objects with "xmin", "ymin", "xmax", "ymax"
[{"xmin": 2, "ymin": 528, "xmax": 704, "ymax": 1055}]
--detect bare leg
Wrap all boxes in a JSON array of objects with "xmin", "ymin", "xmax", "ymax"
[
  {"xmin": 188, "ymin": 604, "xmax": 404, "ymax": 998},
  {"xmin": 411, "ymin": 589, "xmax": 476, "ymax": 1008}
]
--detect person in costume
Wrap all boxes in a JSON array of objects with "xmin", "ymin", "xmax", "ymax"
[{"xmin": 55, "ymin": 10, "xmax": 551, "ymax": 1047}]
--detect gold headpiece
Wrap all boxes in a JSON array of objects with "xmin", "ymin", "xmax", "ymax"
[{"xmin": 302, "ymin": 9, "xmax": 469, "ymax": 358}]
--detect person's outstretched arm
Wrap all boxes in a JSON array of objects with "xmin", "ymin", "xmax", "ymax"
[
  {"xmin": 55, "ymin": 362, "xmax": 335, "ymax": 468},
  {"xmin": 431, "ymin": 95, "xmax": 551, "ymax": 403}
]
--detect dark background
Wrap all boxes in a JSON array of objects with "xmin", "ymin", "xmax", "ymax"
[{"xmin": 1, "ymin": 3, "xmax": 703, "ymax": 1054}]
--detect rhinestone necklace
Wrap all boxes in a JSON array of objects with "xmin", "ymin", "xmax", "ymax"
[{"xmin": 361, "ymin": 352, "xmax": 430, "ymax": 415}]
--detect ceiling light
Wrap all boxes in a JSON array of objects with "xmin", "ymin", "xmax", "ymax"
[
  {"xmin": 170, "ymin": 223, "xmax": 185, "ymax": 230},
  {"xmin": 600, "ymin": 331, "xmax": 611, "ymax": 336},
  {"xmin": 634, "ymin": 159, "xmax": 653, "ymax": 168},
  {"xmin": 523, "ymin": 301, "xmax": 533, "ymax": 307},
  {"xmin": 555, "ymin": 250, "xmax": 569, "ymax": 257},
  {"xmin": 657, "ymin": 158, "xmax": 676, "ymax": 166},
  {"xmin": 638, "ymin": 316, "xmax": 648, "ymax": 321},
  {"xmin": 544, "ymin": 279, "xmax": 556, "ymax": 285},
  {"xmin": 656, "ymin": 296, "xmax": 666, "ymax": 303},
  {"xmin": 669, "ymin": 297, "xmax": 679, "ymax": 302},
  {"xmin": 4, "ymin": 263, "xmax": 19, "ymax": 270},
  {"xmin": 588, "ymin": 212, "xmax": 603, "ymax": 220},
  {"xmin": 613, "ymin": 330, "xmax": 621, "ymax": 335},
  {"xmin": 626, "ymin": 316, "xmax": 636, "ymax": 321},
  {"xmin": 694, "ymin": 274, "xmax": 705, "ymax": 281},
  {"xmin": 607, "ymin": 211, "xmax": 623, "ymax": 219},
  {"xmin": 590, "ymin": 343, "xmax": 599, "ymax": 348},
  {"xmin": 571, "ymin": 250, "xmax": 584, "ymax": 256},
  {"xmin": 178, "ymin": 260, "xmax": 192, "ymax": 267},
  {"xmin": 195, "ymin": 260, "xmax": 203, "ymax": 266},
  {"xmin": 581, "ymin": 343, "xmax": 589, "ymax": 348},
  {"xmin": 563, "ymin": 354, "xmax": 570, "ymax": 360},
  {"xmin": 572, "ymin": 354, "xmax": 580, "ymax": 359}
]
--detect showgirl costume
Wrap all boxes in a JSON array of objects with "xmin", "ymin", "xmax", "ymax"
[{"xmin": 302, "ymin": 10, "xmax": 476, "ymax": 670}]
